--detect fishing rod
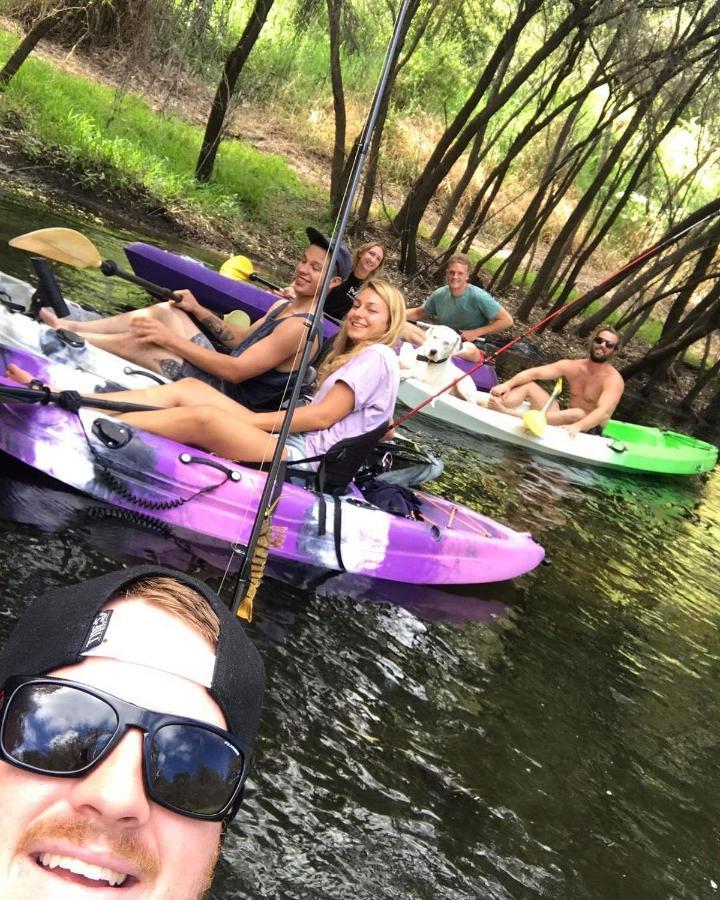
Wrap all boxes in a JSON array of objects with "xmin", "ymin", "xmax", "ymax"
[
  {"xmin": 230, "ymin": 0, "xmax": 413, "ymax": 617},
  {"xmin": 392, "ymin": 203, "xmax": 720, "ymax": 427}
]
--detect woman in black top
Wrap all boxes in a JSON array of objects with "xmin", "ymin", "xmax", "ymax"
[{"xmin": 324, "ymin": 241, "xmax": 385, "ymax": 320}]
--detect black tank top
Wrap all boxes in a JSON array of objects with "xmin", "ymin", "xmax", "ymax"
[{"xmin": 225, "ymin": 302, "xmax": 313, "ymax": 411}]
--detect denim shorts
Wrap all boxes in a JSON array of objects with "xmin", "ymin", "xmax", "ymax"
[{"xmin": 284, "ymin": 432, "xmax": 317, "ymax": 470}]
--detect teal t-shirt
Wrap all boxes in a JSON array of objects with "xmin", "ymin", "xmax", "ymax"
[{"xmin": 422, "ymin": 284, "xmax": 502, "ymax": 331}]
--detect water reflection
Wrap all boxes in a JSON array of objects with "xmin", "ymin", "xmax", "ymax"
[
  {"xmin": 0, "ymin": 187, "xmax": 222, "ymax": 314},
  {"xmin": 0, "ymin": 185, "xmax": 719, "ymax": 898}
]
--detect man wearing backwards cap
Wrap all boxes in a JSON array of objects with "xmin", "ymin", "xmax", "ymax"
[
  {"xmin": 39, "ymin": 227, "xmax": 352, "ymax": 409},
  {"xmin": 0, "ymin": 565, "xmax": 265, "ymax": 899}
]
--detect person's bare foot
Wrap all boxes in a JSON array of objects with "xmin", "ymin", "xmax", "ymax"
[
  {"xmin": 487, "ymin": 394, "xmax": 507, "ymax": 412},
  {"xmin": 5, "ymin": 363, "xmax": 34, "ymax": 386},
  {"xmin": 487, "ymin": 395, "xmax": 524, "ymax": 419},
  {"xmin": 38, "ymin": 307, "xmax": 61, "ymax": 328}
]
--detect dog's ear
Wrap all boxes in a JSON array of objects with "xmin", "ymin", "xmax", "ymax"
[{"xmin": 453, "ymin": 335, "xmax": 463, "ymax": 353}]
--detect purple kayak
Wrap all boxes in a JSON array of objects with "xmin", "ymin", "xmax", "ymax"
[
  {"xmin": 124, "ymin": 242, "xmax": 498, "ymax": 391},
  {"xmin": 0, "ymin": 345, "xmax": 544, "ymax": 585}
]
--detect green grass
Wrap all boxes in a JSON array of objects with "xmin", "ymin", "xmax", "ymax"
[{"xmin": 0, "ymin": 28, "xmax": 323, "ymax": 239}]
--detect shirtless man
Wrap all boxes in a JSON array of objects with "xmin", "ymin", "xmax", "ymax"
[
  {"xmin": 39, "ymin": 228, "xmax": 350, "ymax": 410},
  {"xmin": 402, "ymin": 254, "xmax": 513, "ymax": 362},
  {"xmin": 488, "ymin": 324, "xmax": 624, "ymax": 437}
]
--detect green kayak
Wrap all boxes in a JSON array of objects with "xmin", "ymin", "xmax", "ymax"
[
  {"xmin": 398, "ymin": 380, "xmax": 718, "ymax": 476},
  {"xmin": 600, "ymin": 420, "xmax": 718, "ymax": 476}
]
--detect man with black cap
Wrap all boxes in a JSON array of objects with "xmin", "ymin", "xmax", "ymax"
[
  {"xmin": 39, "ymin": 227, "xmax": 352, "ymax": 411},
  {"xmin": 0, "ymin": 565, "xmax": 265, "ymax": 899}
]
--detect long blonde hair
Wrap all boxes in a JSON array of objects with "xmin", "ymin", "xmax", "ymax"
[{"xmin": 318, "ymin": 278, "xmax": 405, "ymax": 386}]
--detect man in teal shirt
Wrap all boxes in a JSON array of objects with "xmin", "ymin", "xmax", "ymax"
[{"xmin": 404, "ymin": 254, "xmax": 513, "ymax": 361}]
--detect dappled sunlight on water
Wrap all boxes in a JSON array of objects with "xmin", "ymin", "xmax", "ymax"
[{"xmin": 0, "ymin": 189, "xmax": 719, "ymax": 898}]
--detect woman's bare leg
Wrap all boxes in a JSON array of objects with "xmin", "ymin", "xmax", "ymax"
[
  {"xmin": 95, "ymin": 377, "xmax": 255, "ymax": 420},
  {"xmin": 5, "ymin": 367, "xmax": 255, "ymax": 422},
  {"xmin": 119, "ymin": 404, "xmax": 283, "ymax": 462},
  {"xmin": 5, "ymin": 366, "xmax": 274, "ymax": 460}
]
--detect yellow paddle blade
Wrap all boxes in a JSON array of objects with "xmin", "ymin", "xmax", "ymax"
[
  {"xmin": 9, "ymin": 228, "xmax": 103, "ymax": 269},
  {"xmin": 223, "ymin": 309, "xmax": 251, "ymax": 329},
  {"xmin": 523, "ymin": 409, "xmax": 547, "ymax": 437},
  {"xmin": 521, "ymin": 378, "xmax": 562, "ymax": 437},
  {"xmin": 220, "ymin": 254, "xmax": 254, "ymax": 281}
]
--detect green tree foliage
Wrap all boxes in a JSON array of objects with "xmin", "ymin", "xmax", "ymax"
[{"xmin": 2, "ymin": 0, "xmax": 720, "ymax": 414}]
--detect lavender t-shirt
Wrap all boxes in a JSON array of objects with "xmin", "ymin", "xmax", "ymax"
[{"xmin": 303, "ymin": 344, "xmax": 399, "ymax": 458}]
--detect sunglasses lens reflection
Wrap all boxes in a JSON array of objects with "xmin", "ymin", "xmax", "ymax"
[
  {"xmin": 2, "ymin": 683, "xmax": 117, "ymax": 772},
  {"xmin": 150, "ymin": 724, "xmax": 244, "ymax": 816}
]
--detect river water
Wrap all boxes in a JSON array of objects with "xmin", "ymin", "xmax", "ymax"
[{"xmin": 0, "ymin": 188, "xmax": 718, "ymax": 899}]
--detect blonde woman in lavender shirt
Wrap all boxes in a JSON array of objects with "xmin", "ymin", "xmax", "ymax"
[{"xmin": 7, "ymin": 279, "xmax": 405, "ymax": 465}]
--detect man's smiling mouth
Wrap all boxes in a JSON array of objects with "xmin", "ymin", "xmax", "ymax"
[{"xmin": 36, "ymin": 852, "xmax": 129, "ymax": 888}]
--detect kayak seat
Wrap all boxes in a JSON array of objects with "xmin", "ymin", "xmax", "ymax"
[
  {"xmin": 285, "ymin": 420, "xmax": 390, "ymax": 496},
  {"xmin": 283, "ymin": 421, "xmax": 390, "ymax": 572}
]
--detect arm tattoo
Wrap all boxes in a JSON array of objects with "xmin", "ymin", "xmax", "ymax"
[
  {"xmin": 200, "ymin": 315, "xmax": 235, "ymax": 345},
  {"xmin": 159, "ymin": 358, "xmax": 184, "ymax": 380}
]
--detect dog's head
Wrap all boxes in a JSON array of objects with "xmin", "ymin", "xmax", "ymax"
[{"xmin": 417, "ymin": 325, "xmax": 463, "ymax": 363}]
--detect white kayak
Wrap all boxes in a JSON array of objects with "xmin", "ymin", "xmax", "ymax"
[
  {"xmin": 397, "ymin": 378, "xmax": 718, "ymax": 476},
  {"xmin": 0, "ymin": 270, "xmax": 166, "ymax": 390}
]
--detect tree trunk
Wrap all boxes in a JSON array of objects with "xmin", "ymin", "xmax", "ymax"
[
  {"xmin": 550, "ymin": 197, "xmax": 720, "ymax": 333},
  {"xmin": 396, "ymin": 0, "xmax": 573, "ymax": 272},
  {"xmin": 0, "ymin": 11, "xmax": 64, "ymax": 89},
  {"xmin": 548, "ymin": 61, "xmax": 712, "ymax": 313},
  {"xmin": 522, "ymin": 99, "xmax": 648, "ymax": 318},
  {"xmin": 430, "ymin": 45, "xmax": 514, "ymax": 245},
  {"xmin": 681, "ymin": 358, "xmax": 720, "ymax": 411},
  {"xmin": 327, "ymin": 0, "xmax": 346, "ymax": 216},
  {"xmin": 195, "ymin": 0, "xmax": 275, "ymax": 183},
  {"xmin": 621, "ymin": 302, "xmax": 720, "ymax": 380}
]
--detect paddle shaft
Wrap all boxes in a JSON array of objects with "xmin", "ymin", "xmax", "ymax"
[
  {"xmin": 249, "ymin": 272, "xmax": 282, "ymax": 292},
  {"xmin": 100, "ymin": 259, "xmax": 179, "ymax": 302},
  {"xmin": 99, "ymin": 258, "xmax": 238, "ymax": 352},
  {"xmin": 0, "ymin": 383, "xmax": 160, "ymax": 415},
  {"xmin": 541, "ymin": 380, "xmax": 563, "ymax": 413}
]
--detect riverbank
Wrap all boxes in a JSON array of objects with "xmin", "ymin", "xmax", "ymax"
[{"xmin": 0, "ymin": 21, "xmax": 717, "ymax": 441}]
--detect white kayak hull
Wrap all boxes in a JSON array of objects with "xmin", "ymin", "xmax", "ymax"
[
  {"xmin": 0, "ymin": 270, "xmax": 166, "ymax": 390},
  {"xmin": 397, "ymin": 379, "xmax": 718, "ymax": 475}
]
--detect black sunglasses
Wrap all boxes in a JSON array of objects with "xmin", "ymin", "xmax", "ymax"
[
  {"xmin": 0, "ymin": 676, "xmax": 248, "ymax": 821},
  {"xmin": 593, "ymin": 336, "xmax": 618, "ymax": 349}
]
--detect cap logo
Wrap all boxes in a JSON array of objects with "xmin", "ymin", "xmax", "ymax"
[{"xmin": 83, "ymin": 610, "xmax": 113, "ymax": 651}]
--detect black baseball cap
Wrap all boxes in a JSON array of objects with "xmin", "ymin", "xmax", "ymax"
[
  {"xmin": 306, "ymin": 226, "xmax": 353, "ymax": 280},
  {"xmin": 0, "ymin": 565, "xmax": 265, "ymax": 747}
]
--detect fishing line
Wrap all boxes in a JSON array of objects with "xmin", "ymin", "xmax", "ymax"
[{"xmin": 224, "ymin": 0, "xmax": 414, "ymax": 616}]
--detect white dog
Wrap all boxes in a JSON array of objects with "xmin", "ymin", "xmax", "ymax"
[{"xmin": 399, "ymin": 324, "xmax": 478, "ymax": 402}]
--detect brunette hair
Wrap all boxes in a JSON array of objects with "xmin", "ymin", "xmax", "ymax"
[
  {"xmin": 113, "ymin": 576, "xmax": 220, "ymax": 645},
  {"xmin": 317, "ymin": 278, "xmax": 405, "ymax": 385},
  {"xmin": 589, "ymin": 323, "xmax": 622, "ymax": 351}
]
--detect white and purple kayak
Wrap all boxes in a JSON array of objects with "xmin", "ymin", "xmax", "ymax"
[
  {"xmin": 0, "ymin": 345, "xmax": 544, "ymax": 584},
  {"xmin": 124, "ymin": 242, "xmax": 499, "ymax": 392},
  {"xmin": 0, "ymin": 270, "xmax": 166, "ymax": 389}
]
